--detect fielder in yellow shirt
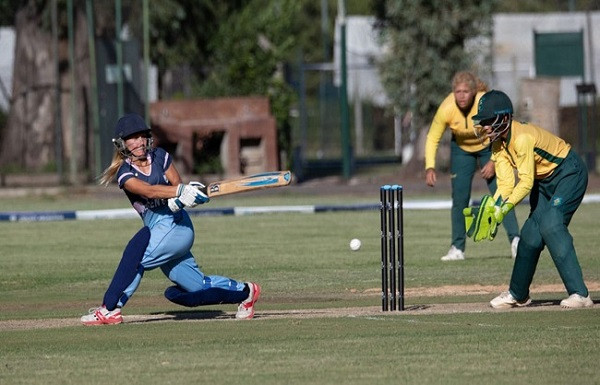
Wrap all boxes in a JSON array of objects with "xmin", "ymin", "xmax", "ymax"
[
  {"xmin": 425, "ymin": 71, "xmax": 520, "ymax": 261},
  {"xmin": 472, "ymin": 90, "xmax": 593, "ymax": 309}
]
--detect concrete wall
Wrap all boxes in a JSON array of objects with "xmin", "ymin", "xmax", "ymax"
[
  {"xmin": 492, "ymin": 12, "xmax": 600, "ymax": 107},
  {"xmin": 149, "ymin": 97, "xmax": 279, "ymax": 177}
]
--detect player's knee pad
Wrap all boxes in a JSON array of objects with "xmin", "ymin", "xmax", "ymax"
[
  {"xmin": 103, "ymin": 226, "xmax": 151, "ymax": 310},
  {"xmin": 518, "ymin": 219, "xmax": 544, "ymax": 253},
  {"xmin": 539, "ymin": 208, "xmax": 573, "ymax": 262},
  {"xmin": 539, "ymin": 206, "xmax": 566, "ymax": 229},
  {"xmin": 516, "ymin": 237, "xmax": 544, "ymax": 260},
  {"xmin": 164, "ymin": 285, "xmax": 248, "ymax": 307}
]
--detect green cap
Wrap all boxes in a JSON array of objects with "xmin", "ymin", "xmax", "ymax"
[{"xmin": 472, "ymin": 90, "xmax": 513, "ymax": 124}]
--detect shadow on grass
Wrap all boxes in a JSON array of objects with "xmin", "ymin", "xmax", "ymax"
[
  {"xmin": 126, "ymin": 309, "xmax": 230, "ymax": 324},
  {"xmin": 528, "ymin": 298, "xmax": 598, "ymax": 307},
  {"xmin": 121, "ymin": 297, "xmax": 596, "ymax": 325},
  {"xmin": 529, "ymin": 299, "xmax": 561, "ymax": 307}
]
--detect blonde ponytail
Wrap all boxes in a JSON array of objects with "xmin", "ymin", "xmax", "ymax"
[{"xmin": 99, "ymin": 151, "xmax": 126, "ymax": 186}]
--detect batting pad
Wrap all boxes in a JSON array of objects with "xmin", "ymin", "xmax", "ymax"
[
  {"xmin": 103, "ymin": 226, "xmax": 150, "ymax": 310},
  {"xmin": 164, "ymin": 285, "xmax": 248, "ymax": 307}
]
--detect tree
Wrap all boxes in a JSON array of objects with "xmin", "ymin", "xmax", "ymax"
[
  {"xmin": 142, "ymin": 0, "xmax": 250, "ymax": 98},
  {"xmin": 194, "ymin": 0, "xmax": 319, "ymax": 168},
  {"xmin": 2, "ymin": 2, "xmax": 60, "ymax": 173},
  {"xmin": 372, "ymin": 0, "xmax": 494, "ymax": 170},
  {"xmin": 0, "ymin": 0, "xmax": 241, "ymax": 177},
  {"xmin": 0, "ymin": 0, "xmax": 373, "ymax": 176}
]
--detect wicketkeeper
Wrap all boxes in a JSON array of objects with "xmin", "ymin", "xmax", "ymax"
[
  {"xmin": 467, "ymin": 90, "xmax": 593, "ymax": 309},
  {"xmin": 81, "ymin": 113, "xmax": 261, "ymax": 325}
]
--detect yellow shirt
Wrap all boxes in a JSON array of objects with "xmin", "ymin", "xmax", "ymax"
[
  {"xmin": 425, "ymin": 91, "xmax": 489, "ymax": 170},
  {"xmin": 492, "ymin": 121, "xmax": 571, "ymax": 205}
]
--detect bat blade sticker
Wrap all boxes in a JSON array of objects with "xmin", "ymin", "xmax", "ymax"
[{"xmin": 241, "ymin": 177, "xmax": 280, "ymax": 187}]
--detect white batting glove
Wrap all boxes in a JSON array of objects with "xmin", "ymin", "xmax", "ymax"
[
  {"xmin": 176, "ymin": 183, "xmax": 210, "ymax": 207},
  {"xmin": 186, "ymin": 181, "xmax": 209, "ymax": 207},
  {"xmin": 167, "ymin": 197, "xmax": 184, "ymax": 213},
  {"xmin": 189, "ymin": 181, "xmax": 207, "ymax": 194}
]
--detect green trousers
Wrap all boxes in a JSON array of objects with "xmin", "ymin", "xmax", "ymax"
[
  {"xmin": 450, "ymin": 139, "xmax": 520, "ymax": 251},
  {"xmin": 509, "ymin": 150, "xmax": 589, "ymax": 300}
]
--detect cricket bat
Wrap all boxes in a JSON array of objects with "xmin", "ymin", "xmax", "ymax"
[{"xmin": 202, "ymin": 171, "xmax": 292, "ymax": 197}]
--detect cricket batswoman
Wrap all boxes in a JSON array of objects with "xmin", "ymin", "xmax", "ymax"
[{"xmin": 81, "ymin": 113, "xmax": 260, "ymax": 325}]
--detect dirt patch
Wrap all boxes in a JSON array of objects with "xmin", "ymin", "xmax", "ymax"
[
  {"xmin": 2, "ymin": 283, "xmax": 597, "ymax": 331},
  {"xmin": 365, "ymin": 281, "xmax": 600, "ymax": 297}
]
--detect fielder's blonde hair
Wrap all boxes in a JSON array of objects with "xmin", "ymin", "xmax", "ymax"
[{"xmin": 452, "ymin": 71, "xmax": 488, "ymax": 93}]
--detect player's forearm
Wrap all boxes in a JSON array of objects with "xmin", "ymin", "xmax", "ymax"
[
  {"xmin": 424, "ymin": 117, "xmax": 446, "ymax": 169},
  {"xmin": 143, "ymin": 185, "xmax": 180, "ymax": 199},
  {"xmin": 506, "ymin": 150, "xmax": 535, "ymax": 205},
  {"xmin": 506, "ymin": 181, "xmax": 532, "ymax": 206},
  {"xmin": 492, "ymin": 158, "xmax": 515, "ymax": 202},
  {"xmin": 124, "ymin": 179, "xmax": 179, "ymax": 199},
  {"xmin": 424, "ymin": 135, "xmax": 441, "ymax": 170}
]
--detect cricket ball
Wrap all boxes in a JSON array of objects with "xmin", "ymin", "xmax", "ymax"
[{"xmin": 349, "ymin": 238, "xmax": 361, "ymax": 251}]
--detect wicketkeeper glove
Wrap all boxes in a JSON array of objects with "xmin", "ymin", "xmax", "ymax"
[
  {"xmin": 463, "ymin": 194, "xmax": 499, "ymax": 242},
  {"xmin": 176, "ymin": 182, "xmax": 210, "ymax": 208},
  {"xmin": 492, "ymin": 201, "xmax": 514, "ymax": 225}
]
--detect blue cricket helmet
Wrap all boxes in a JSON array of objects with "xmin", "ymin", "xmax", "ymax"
[
  {"xmin": 112, "ymin": 113, "xmax": 153, "ymax": 158},
  {"xmin": 114, "ymin": 113, "xmax": 151, "ymax": 140}
]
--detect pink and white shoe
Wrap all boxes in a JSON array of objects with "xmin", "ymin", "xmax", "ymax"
[
  {"xmin": 236, "ymin": 282, "xmax": 261, "ymax": 320},
  {"xmin": 81, "ymin": 306, "xmax": 123, "ymax": 326}
]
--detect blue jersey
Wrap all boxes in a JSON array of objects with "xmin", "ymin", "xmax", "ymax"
[{"xmin": 116, "ymin": 147, "xmax": 174, "ymax": 224}]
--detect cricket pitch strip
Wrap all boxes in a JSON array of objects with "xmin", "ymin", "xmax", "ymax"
[{"xmin": 1, "ymin": 282, "xmax": 597, "ymax": 331}]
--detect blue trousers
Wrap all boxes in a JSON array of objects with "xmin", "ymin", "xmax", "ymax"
[{"xmin": 119, "ymin": 209, "xmax": 245, "ymax": 307}]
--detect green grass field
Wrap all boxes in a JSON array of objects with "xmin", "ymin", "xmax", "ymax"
[{"xmin": 0, "ymin": 188, "xmax": 599, "ymax": 385}]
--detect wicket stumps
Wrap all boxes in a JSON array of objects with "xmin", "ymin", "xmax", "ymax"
[{"xmin": 380, "ymin": 185, "xmax": 404, "ymax": 311}]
